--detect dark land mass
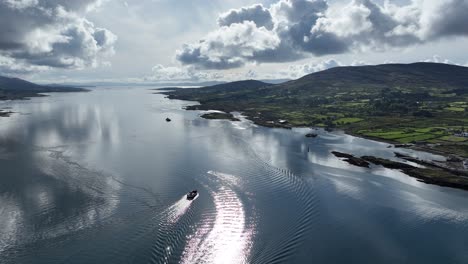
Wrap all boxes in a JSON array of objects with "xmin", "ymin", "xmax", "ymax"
[
  {"xmin": 162, "ymin": 63, "xmax": 468, "ymax": 157},
  {"xmin": 200, "ymin": 112, "xmax": 240, "ymax": 121},
  {"xmin": 0, "ymin": 76, "xmax": 88, "ymax": 101},
  {"xmin": 260, "ymin": 78, "xmax": 291, "ymax": 84},
  {"xmin": 155, "ymin": 87, "xmax": 185, "ymax": 91},
  {"xmin": 332, "ymin": 151, "xmax": 468, "ymax": 191},
  {"xmin": 331, "ymin": 151, "xmax": 370, "ymax": 168},
  {"xmin": 66, "ymin": 81, "xmax": 227, "ymax": 87},
  {"xmin": 60, "ymin": 78, "xmax": 288, "ymax": 88},
  {"xmin": 0, "ymin": 110, "xmax": 14, "ymax": 117}
]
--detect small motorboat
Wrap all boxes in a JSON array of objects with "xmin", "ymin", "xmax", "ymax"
[
  {"xmin": 166, "ymin": 117, "xmax": 171, "ymax": 122},
  {"xmin": 186, "ymin": 190, "xmax": 198, "ymax": 200}
]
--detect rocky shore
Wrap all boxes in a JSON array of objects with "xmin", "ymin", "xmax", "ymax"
[
  {"xmin": 332, "ymin": 151, "xmax": 468, "ymax": 191},
  {"xmin": 331, "ymin": 151, "xmax": 370, "ymax": 168}
]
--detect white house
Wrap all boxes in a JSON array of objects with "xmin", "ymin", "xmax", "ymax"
[{"xmin": 454, "ymin": 132, "xmax": 468, "ymax": 137}]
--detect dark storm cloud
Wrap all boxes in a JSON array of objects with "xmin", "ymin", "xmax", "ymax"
[
  {"xmin": 424, "ymin": 0, "xmax": 468, "ymax": 38},
  {"xmin": 176, "ymin": 0, "xmax": 468, "ymax": 69},
  {"xmin": 0, "ymin": 0, "xmax": 116, "ymax": 73}
]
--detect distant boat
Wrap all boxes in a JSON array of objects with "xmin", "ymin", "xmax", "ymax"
[
  {"xmin": 186, "ymin": 190, "xmax": 198, "ymax": 200},
  {"xmin": 166, "ymin": 117, "xmax": 171, "ymax": 122}
]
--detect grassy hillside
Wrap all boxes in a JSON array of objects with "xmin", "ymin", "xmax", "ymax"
[
  {"xmin": 0, "ymin": 76, "xmax": 87, "ymax": 100},
  {"xmin": 163, "ymin": 63, "xmax": 468, "ymax": 157}
]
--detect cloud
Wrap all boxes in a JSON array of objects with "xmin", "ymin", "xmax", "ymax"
[
  {"xmin": 0, "ymin": 0, "xmax": 116, "ymax": 74},
  {"xmin": 176, "ymin": 21, "xmax": 281, "ymax": 69},
  {"xmin": 150, "ymin": 58, "xmax": 364, "ymax": 83},
  {"xmin": 150, "ymin": 64, "xmax": 198, "ymax": 81},
  {"xmin": 148, "ymin": 64, "xmax": 224, "ymax": 82},
  {"xmin": 0, "ymin": 55, "xmax": 49, "ymax": 75},
  {"xmin": 422, "ymin": 55, "xmax": 459, "ymax": 65},
  {"xmin": 148, "ymin": 64, "xmax": 270, "ymax": 83},
  {"xmin": 176, "ymin": 0, "xmax": 468, "ymax": 69},
  {"xmin": 281, "ymin": 59, "xmax": 342, "ymax": 79},
  {"xmin": 218, "ymin": 4, "xmax": 274, "ymax": 30}
]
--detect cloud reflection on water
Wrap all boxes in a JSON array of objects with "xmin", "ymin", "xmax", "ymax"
[{"xmin": 0, "ymin": 92, "xmax": 123, "ymax": 254}]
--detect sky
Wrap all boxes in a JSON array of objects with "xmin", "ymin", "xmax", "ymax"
[{"xmin": 0, "ymin": 0, "xmax": 467, "ymax": 84}]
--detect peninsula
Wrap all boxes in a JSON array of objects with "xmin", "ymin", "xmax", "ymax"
[
  {"xmin": 161, "ymin": 63, "xmax": 468, "ymax": 158},
  {"xmin": 0, "ymin": 75, "xmax": 88, "ymax": 101}
]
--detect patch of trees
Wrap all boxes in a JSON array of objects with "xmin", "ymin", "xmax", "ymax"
[
  {"xmin": 413, "ymin": 110, "xmax": 434, "ymax": 118},
  {"xmin": 370, "ymin": 89, "xmax": 432, "ymax": 115}
]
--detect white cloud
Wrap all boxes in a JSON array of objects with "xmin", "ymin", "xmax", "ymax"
[
  {"xmin": 423, "ymin": 55, "xmax": 457, "ymax": 65},
  {"xmin": 149, "ymin": 58, "xmax": 370, "ymax": 83},
  {"xmin": 0, "ymin": 55, "xmax": 48, "ymax": 75},
  {"xmin": 218, "ymin": 4, "xmax": 274, "ymax": 30},
  {"xmin": 176, "ymin": 0, "xmax": 468, "ymax": 69},
  {"xmin": 0, "ymin": 0, "xmax": 116, "ymax": 74},
  {"xmin": 147, "ymin": 63, "xmax": 280, "ymax": 83},
  {"xmin": 176, "ymin": 21, "xmax": 281, "ymax": 69},
  {"xmin": 282, "ymin": 59, "xmax": 342, "ymax": 79}
]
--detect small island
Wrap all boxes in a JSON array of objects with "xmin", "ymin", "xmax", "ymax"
[{"xmin": 200, "ymin": 112, "xmax": 240, "ymax": 121}]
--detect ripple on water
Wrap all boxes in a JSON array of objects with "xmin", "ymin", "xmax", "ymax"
[{"xmin": 180, "ymin": 183, "xmax": 254, "ymax": 264}]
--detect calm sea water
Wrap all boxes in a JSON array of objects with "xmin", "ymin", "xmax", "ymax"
[{"xmin": 1, "ymin": 87, "xmax": 468, "ymax": 264}]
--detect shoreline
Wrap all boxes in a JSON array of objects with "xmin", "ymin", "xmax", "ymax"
[
  {"xmin": 166, "ymin": 93, "xmax": 459, "ymax": 155},
  {"xmin": 0, "ymin": 90, "xmax": 90, "ymax": 119},
  {"xmin": 332, "ymin": 151, "xmax": 468, "ymax": 191},
  {"xmin": 161, "ymin": 93, "xmax": 468, "ymax": 191},
  {"xmin": 0, "ymin": 89, "xmax": 89, "ymax": 102},
  {"xmin": 179, "ymin": 97, "xmax": 467, "ymax": 159}
]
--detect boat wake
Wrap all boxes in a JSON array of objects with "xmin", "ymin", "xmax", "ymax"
[
  {"xmin": 165, "ymin": 195, "xmax": 198, "ymax": 224},
  {"xmin": 180, "ymin": 172, "xmax": 255, "ymax": 264}
]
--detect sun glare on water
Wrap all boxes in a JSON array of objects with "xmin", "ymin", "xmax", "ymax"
[{"xmin": 180, "ymin": 172, "xmax": 254, "ymax": 264}]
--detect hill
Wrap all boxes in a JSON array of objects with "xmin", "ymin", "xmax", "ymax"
[
  {"xmin": 163, "ymin": 63, "xmax": 468, "ymax": 157},
  {"xmin": 0, "ymin": 76, "xmax": 88, "ymax": 100},
  {"xmin": 165, "ymin": 80, "xmax": 271, "ymax": 101}
]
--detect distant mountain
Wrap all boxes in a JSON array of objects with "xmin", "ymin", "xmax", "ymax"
[
  {"xmin": 166, "ymin": 62, "xmax": 468, "ymax": 104},
  {"xmin": 0, "ymin": 76, "xmax": 87, "ymax": 100},
  {"xmin": 164, "ymin": 80, "xmax": 272, "ymax": 104},
  {"xmin": 278, "ymin": 62, "xmax": 468, "ymax": 94},
  {"xmin": 49, "ymin": 79, "xmax": 289, "ymax": 88},
  {"xmin": 50, "ymin": 81, "xmax": 227, "ymax": 87}
]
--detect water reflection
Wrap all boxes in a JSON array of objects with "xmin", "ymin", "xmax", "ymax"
[
  {"xmin": 0, "ymin": 88, "xmax": 468, "ymax": 264},
  {"xmin": 0, "ymin": 92, "xmax": 123, "ymax": 255},
  {"xmin": 181, "ymin": 171, "xmax": 254, "ymax": 264}
]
